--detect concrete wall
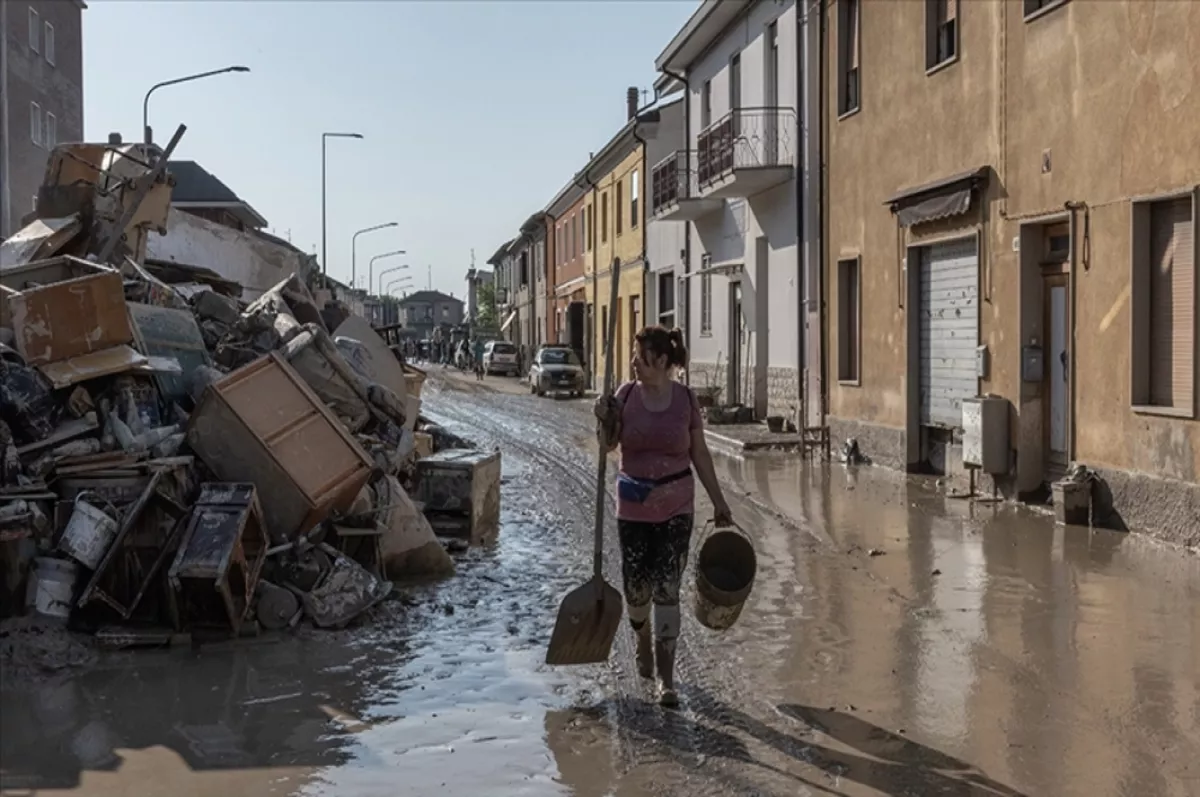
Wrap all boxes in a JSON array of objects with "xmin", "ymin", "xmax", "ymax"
[
  {"xmin": 1, "ymin": 0, "xmax": 84, "ymax": 238},
  {"xmin": 823, "ymin": 0, "xmax": 1200, "ymax": 546},
  {"xmin": 147, "ymin": 208, "xmax": 310, "ymax": 300},
  {"xmin": 683, "ymin": 0, "xmax": 801, "ymax": 419}
]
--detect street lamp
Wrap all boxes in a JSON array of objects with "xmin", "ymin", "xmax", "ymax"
[
  {"xmin": 321, "ymin": 132, "xmax": 364, "ymax": 290},
  {"xmin": 143, "ymin": 66, "xmax": 249, "ymax": 145},
  {"xmin": 387, "ymin": 276, "xmax": 413, "ymax": 295},
  {"xmin": 377, "ymin": 263, "xmax": 409, "ymax": 294},
  {"xmin": 352, "ymin": 223, "xmax": 398, "ymax": 289},
  {"xmin": 369, "ymin": 250, "xmax": 406, "ymax": 299}
]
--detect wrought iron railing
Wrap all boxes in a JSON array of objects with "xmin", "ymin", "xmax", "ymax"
[
  {"xmin": 696, "ymin": 106, "xmax": 795, "ymax": 188},
  {"xmin": 650, "ymin": 150, "xmax": 701, "ymax": 216}
]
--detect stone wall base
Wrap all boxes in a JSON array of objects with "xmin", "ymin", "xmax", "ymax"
[
  {"xmin": 827, "ymin": 416, "xmax": 1199, "ymax": 549},
  {"xmin": 689, "ymin": 362, "xmax": 799, "ymax": 422}
]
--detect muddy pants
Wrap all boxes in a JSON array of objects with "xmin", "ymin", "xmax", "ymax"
[{"xmin": 617, "ymin": 514, "xmax": 694, "ymax": 642}]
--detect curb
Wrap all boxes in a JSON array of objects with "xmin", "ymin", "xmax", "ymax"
[{"xmin": 703, "ymin": 428, "xmax": 805, "ymax": 459}]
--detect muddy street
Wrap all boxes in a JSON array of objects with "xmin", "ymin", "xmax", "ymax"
[{"xmin": 2, "ymin": 370, "xmax": 1198, "ymax": 797}]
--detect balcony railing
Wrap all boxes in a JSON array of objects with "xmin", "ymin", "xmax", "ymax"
[
  {"xmin": 696, "ymin": 107, "xmax": 795, "ymax": 189},
  {"xmin": 651, "ymin": 150, "xmax": 695, "ymax": 216}
]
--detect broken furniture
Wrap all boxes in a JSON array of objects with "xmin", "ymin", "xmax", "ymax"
[
  {"xmin": 185, "ymin": 352, "xmax": 374, "ymax": 543},
  {"xmin": 296, "ymin": 545, "xmax": 391, "ymax": 629},
  {"xmin": 414, "ymin": 449, "xmax": 502, "ymax": 545},
  {"xmin": 167, "ymin": 483, "xmax": 268, "ymax": 634}
]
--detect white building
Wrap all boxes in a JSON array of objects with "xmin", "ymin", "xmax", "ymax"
[
  {"xmin": 644, "ymin": 97, "xmax": 687, "ymax": 335},
  {"xmin": 652, "ymin": 0, "xmax": 821, "ymax": 425}
]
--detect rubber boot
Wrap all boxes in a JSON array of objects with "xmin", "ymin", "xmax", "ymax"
[
  {"xmin": 655, "ymin": 638, "xmax": 679, "ymax": 708},
  {"xmin": 634, "ymin": 624, "xmax": 654, "ymax": 679}
]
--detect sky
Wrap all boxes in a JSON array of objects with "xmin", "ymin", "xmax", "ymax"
[{"xmin": 83, "ymin": 0, "xmax": 695, "ymax": 299}]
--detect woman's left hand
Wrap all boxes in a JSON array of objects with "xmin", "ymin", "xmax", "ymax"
[{"xmin": 712, "ymin": 498, "xmax": 733, "ymax": 528}]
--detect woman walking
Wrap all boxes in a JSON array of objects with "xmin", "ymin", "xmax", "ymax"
[{"xmin": 594, "ymin": 326, "xmax": 732, "ymax": 707}]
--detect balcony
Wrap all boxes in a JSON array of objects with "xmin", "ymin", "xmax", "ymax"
[
  {"xmin": 696, "ymin": 107, "xmax": 795, "ymax": 199},
  {"xmin": 651, "ymin": 150, "xmax": 724, "ymax": 221}
]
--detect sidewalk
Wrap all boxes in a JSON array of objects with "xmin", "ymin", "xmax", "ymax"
[{"xmin": 703, "ymin": 422, "xmax": 804, "ymax": 458}]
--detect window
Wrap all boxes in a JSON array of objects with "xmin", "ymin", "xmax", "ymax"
[
  {"xmin": 583, "ymin": 207, "xmax": 590, "ymax": 251},
  {"xmin": 566, "ymin": 224, "xmax": 573, "ymax": 264},
  {"xmin": 574, "ymin": 214, "xmax": 581, "ymax": 257},
  {"xmin": 45, "ymin": 113, "xmax": 56, "ymax": 148},
  {"xmin": 630, "ymin": 170, "xmax": 639, "ymax": 229},
  {"xmin": 556, "ymin": 225, "xmax": 562, "ymax": 265},
  {"xmin": 1024, "ymin": 0, "xmax": 1068, "ymax": 19},
  {"xmin": 616, "ymin": 181, "xmax": 624, "ymax": 236},
  {"xmin": 587, "ymin": 205, "xmax": 594, "ymax": 250},
  {"xmin": 657, "ymin": 272, "xmax": 675, "ymax": 325},
  {"xmin": 601, "ymin": 194, "xmax": 609, "ymax": 242},
  {"xmin": 701, "ymin": 80, "xmax": 712, "ymax": 129},
  {"xmin": 631, "ymin": 295, "xmax": 641, "ymax": 337},
  {"xmin": 30, "ymin": 102, "xmax": 41, "ymax": 146},
  {"xmin": 44, "ymin": 22, "xmax": 55, "ymax": 65},
  {"xmin": 1132, "ymin": 194, "xmax": 1196, "ymax": 414},
  {"xmin": 838, "ymin": 0, "xmax": 861, "ymax": 116},
  {"xmin": 28, "ymin": 8, "xmax": 39, "ymax": 53},
  {"xmin": 700, "ymin": 273, "xmax": 713, "ymax": 335},
  {"xmin": 926, "ymin": 0, "xmax": 957, "ymax": 69},
  {"xmin": 837, "ymin": 258, "xmax": 861, "ymax": 383},
  {"xmin": 441, "ymin": 305, "xmax": 450, "ymax": 318}
]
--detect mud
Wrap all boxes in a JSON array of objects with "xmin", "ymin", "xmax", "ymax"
[{"xmin": 2, "ymin": 369, "xmax": 1198, "ymax": 797}]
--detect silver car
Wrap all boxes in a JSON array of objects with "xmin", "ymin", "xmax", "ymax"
[
  {"xmin": 529, "ymin": 346, "xmax": 586, "ymax": 397},
  {"xmin": 483, "ymin": 340, "xmax": 519, "ymax": 376}
]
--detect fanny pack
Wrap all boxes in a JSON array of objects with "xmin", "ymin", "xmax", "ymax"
[{"xmin": 617, "ymin": 469, "xmax": 693, "ymax": 503}]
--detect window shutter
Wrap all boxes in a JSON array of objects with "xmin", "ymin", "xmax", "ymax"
[{"xmin": 1148, "ymin": 197, "xmax": 1195, "ymax": 410}]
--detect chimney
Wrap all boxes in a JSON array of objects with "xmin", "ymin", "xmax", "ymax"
[
  {"xmin": 108, "ymin": 132, "xmax": 123, "ymax": 145},
  {"xmin": 626, "ymin": 87, "xmax": 639, "ymax": 121}
]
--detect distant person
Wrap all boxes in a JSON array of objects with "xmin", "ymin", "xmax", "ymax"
[
  {"xmin": 593, "ymin": 326, "xmax": 732, "ymax": 708},
  {"xmin": 473, "ymin": 338, "xmax": 485, "ymax": 380}
]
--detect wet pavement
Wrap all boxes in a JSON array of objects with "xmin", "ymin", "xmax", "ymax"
[{"xmin": 2, "ymin": 370, "xmax": 1198, "ymax": 797}]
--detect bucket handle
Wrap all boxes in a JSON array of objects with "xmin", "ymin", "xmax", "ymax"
[
  {"xmin": 698, "ymin": 518, "xmax": 753, "ymax": 547},
  {"xmin": 74, "ymin": 491, "xmax": 119, "ymax": 521}
]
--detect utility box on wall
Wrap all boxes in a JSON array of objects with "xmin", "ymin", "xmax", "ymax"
[{"xmin": 962, "ymin": 396, "xmax": 1009, "ymax": 475}]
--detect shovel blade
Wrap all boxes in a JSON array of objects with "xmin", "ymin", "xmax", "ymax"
[{"xmin": 545, "ymin": 579, "xmax": 624, "ymax": 666}]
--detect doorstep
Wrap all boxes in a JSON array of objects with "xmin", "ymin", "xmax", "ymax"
[{"xmin": 703, "ymin": 423, "xmax": 804, "ymax": 458}]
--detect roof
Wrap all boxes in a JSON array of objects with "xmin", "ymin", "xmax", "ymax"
[
  {"xmin": 397, "ymin": 290, "xmax": 463, "ymax": 306},
  {"xmin": 655, "ymin": 0, "xmax": 754, "ymax": 74},
  {"xmin": 486, "ymin": 239, "xmax": 516, "ymax": 266},
  {"xmin": 168, "ymin": 160, "xmax": 269, "ymax": 228}
]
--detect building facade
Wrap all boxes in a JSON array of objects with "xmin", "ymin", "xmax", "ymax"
[
  {"xmin": 1, "ymin": 0, "xmax": 85, "ymax": 238},
  {"xmin": 644, "ymin": 97, "xmax": 687, "ymax": 338},
  {"xmin": 397, "ymin": 290, "xmax": 465, "ymax": 340},
  {"xmin": 548, "ymin": 183, "xmax": 589, "ymax": 366},
  {"xmin": 823, "ymin": 0, "xmax": 1200, "ymax": 546},
  {"xmin": 653, "ymin": 0, "xmax": 816, "ymax": 422}
]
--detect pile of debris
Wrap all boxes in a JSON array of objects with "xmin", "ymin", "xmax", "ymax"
[{"xmin": 0, "ymin": 132, "xmax": 500, "ymax": 656}]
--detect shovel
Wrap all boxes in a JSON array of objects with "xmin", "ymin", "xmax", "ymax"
[{"xmin": 546, "ymin": 258, "xmax": 624, "ymax": 666}]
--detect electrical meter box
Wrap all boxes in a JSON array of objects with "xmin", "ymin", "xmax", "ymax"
[
  {"xmin": 1022, "ymin": 345, "xmax": 1044, "ymax": 383},
  {"xmin": 962, "ymin": 396, "xmax": 1009, "ymax": 474}
]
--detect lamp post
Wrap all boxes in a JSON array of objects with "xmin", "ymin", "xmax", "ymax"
[
  {"xmin": 321, "ymin": 132, "xmax": 364, "ymax": 290},
  {"xmin": 351, "ymin": 223, "xmax": 398, "ymax": 289},
  {"xmin": 143, "ymin": 66, "xmax": 249, "ymax": 145},
  {"xmin": 369, "ymin": 250, "xmax": 405, "ymax": 299},
  {"xmin": 387, "ymin": 276, "xmax": 413, "ymax": 295},
  {"xmin": 377, "ymin": 263, "xmax": 409, "ymax": 294}
]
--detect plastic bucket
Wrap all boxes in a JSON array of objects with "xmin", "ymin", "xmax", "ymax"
[
  {"xmin": 693, "ymin": 525, "xmax": 757, "ymax": 631},
  {"xmin": 58, "ymin": 493, "xmax": 119, "ymax": 570},
  {"xmin": 27, "ymin": 557, "xmax": 79, "ymax": 619}
]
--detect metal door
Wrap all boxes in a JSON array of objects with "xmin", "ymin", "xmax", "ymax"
[
  {"xmin": 919, "ymin": 238, "xmax": 979, "ymax": 427},
  {"xmin": 1044, "ymin": 275, "xmax": 1069, "ymax": 477},
  {"xmin": 727, "ymin": 283, "xmax": 744, "ymax": 405}
]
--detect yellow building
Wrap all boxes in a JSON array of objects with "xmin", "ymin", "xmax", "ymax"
[{"xmin": 579, "ymin": 115, "xmax": 651, "ymax": 388}]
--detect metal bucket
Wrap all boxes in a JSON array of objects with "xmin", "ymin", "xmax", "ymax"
[
  {"xmin": 27, "ymin": 557, "xmax": 79, "ymax": 619},
  {"xmin": 693, "ymin": 524, "xmax": 756, "ymax": 631},
  {"xmin": 58, "ymin": 493, "xmax": 119, "ymax": 570}
]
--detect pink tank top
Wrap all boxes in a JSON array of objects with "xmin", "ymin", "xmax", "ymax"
[{"xmin": 614, "ymin": 380, "xmax": 702, "ymax": 523}]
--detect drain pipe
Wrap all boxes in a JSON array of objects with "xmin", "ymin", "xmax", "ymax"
[
  {"xmin": 661, "ymin": 66, "xmax": 691, "ymax": 382},
  {"xmin": 818, "ymin": 0, "xmax": 830, "ymax": 441},
  {"xmin": 1065, "ymin": 200, "xmax": 1084, "ymax": 466}
]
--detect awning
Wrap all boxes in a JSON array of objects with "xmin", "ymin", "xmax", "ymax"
[
  {"xmin": 500, "ymin": 311, "xmax": 516, "ymax": 333},
  {"xmin": 885, "ymin": 166, "xmax": 989, "ymax": 228}
]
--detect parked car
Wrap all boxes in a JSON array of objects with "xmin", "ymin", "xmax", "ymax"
[
  {"xmin": 483, "ymin": 340, "xmax": 519, "ymax": 376},
  {"xmin": 529, "ymin": 345, "xmax": 586, "ymax": 397}
]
